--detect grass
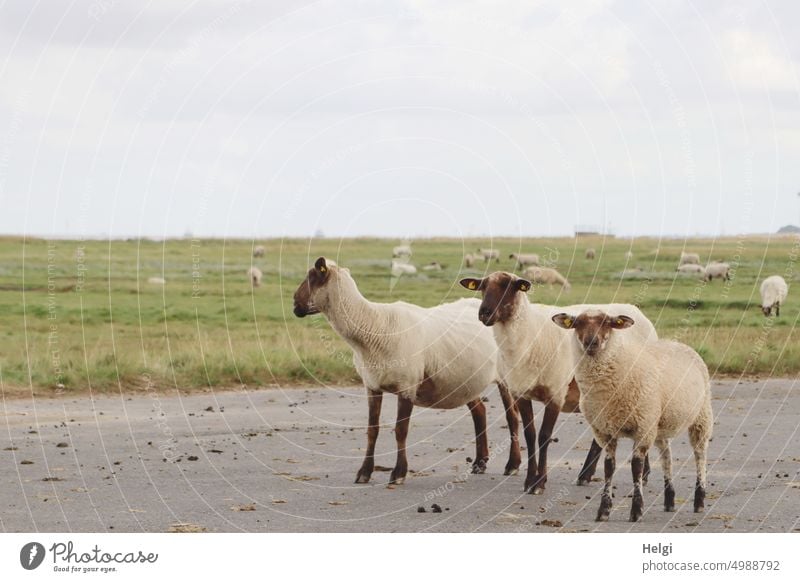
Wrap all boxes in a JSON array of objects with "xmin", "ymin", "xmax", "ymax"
[{"xmin": 1, "ymin": 234, "xmax": 799, "ymax": 396}]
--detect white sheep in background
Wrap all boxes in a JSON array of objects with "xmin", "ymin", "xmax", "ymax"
[
  {"xmin": 624, "ymin": 251, "xmax": 634, "ymax": 261},
  {"xmin": 552, "ymin": 310, "xmax": 712, "ymax": 522},
  {"xmin": 704, "ymin": 261, "xmax": 731, "ymax": 282},
  {"xmin": 293, "ymin": 258, "xmax": 521, "ymax": 484},
  {"xmin": 477, "ymin": 248, "xmax": 500, "ymax": 262},
  {"xmin": 463, "ymin": 253, "xmax": 478, "ymax": 268},
  {"xmin": 147, "ymin": 277, "xmax": 166, "ymax": 285},
  {"xmin": 247, "ymin": 266, "xmax": 263, "ymax": 287},
  {"xmin": 585, "ymin": 248, "xmax": 596, "ymax": 259},
  {"xmin": 391, "ymin": 260, "xmax": 417, "ymax": 276},
  {"xmin": 421, "ymin": 261, "xmax": 444, "ymax": 271},
  {"xmin": 460, "ymin": 272, "xmax": 658, "ymax": 494},
  {"xmin": 679, "ymin": 252, "xmax": 700, "ymax": 266},
  {"xmin": 253, "ymin": 245, "xmax": 265, "ymax": 258},
  {"xmin": 392, "ymin": 244, "xmax": 412, "ymax": 258},
  {"xmin": 760, "ymin": 275, "xmax": 788, "ymax": 316},
  {"xmin": 677, "ymin": 264, "xmax": 705, "ymax": 276},
  {"xmin": 522, "ymin": 266, "xmax": 572, "ymax": 292},
  {"xmin": 509, "ymin": 252, "xmax": 540, "ymax": 269}
]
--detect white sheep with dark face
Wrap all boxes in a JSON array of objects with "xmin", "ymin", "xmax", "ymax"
[{"xmin": 760, "ymin": 275, "xmax": 788, "ymax": 316}]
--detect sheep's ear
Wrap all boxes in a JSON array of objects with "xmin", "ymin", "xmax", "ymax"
[
  {"xmin": 314, "ymin": 257, "xmax": 328, "ymax": 273},
  {"xmin": 610, "ymin": 315, "xmax": 634, "ymax": 329},
  {"xmin": 516, "ymin": 279, "xmax": 532, "ymax": 293},
  {"xmin": 551, "ymin": 313, "xmax": 575, "ymax": 329},
  {"xmin": 459, "ymin": 278, "xmax": 483, "ymax": 291}
]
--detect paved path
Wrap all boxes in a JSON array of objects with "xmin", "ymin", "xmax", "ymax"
[{"xmin": 1, "ymin": 378, "xmax": 798, "ymax": 532}]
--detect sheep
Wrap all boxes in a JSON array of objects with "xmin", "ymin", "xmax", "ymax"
[
  {"xmin": 421, "ymin": 261, "xmax": 444, "ymax": 271},
  {"xmin": 392, "ymin": 244, "xmax": 412, "ymax": 258},
  {"xmin": 585, "ymin": 248, "xmax": 596, "ymax": 260},
  {"xmin": 551, "ymin": 310, "xmax": 712, "ymax": 522},
  {"xmin": 522, "ymin": 266, "xmax": 571, "ymax": 292},
  {"xmin": 147, "ymin": 277, "xmax": 166, "ymax": 285},
  {"xmin": 676, "ymin": 263, "xmax": 705, "ymax": 276},
  {"xmin": 253, "ymin": 245, "xmax": 265, "ymax": 258},
  {"xmin": 463, "ymin": 253, "xmax": 478, "ymax": 269},
  {"xmin": 509, "ymin": 252, "xmax": 540, "ymax": 269},
  {"xmin": 391, "ymin": 260, "xmax": 417, "ymax": 276},
  {"xmin": 760, "ymin": 275, "xmax": 788, "ymax": 316},
  {"xmin": 247, "ymin": 266, "xmax": 263, "ymax": 287},
  {"xmin": 477, "ymin": 248, "xmax": 500, "ymax": 262},
  {"xmin": 679, "ymin": 252, "xmax": 700, "ymax": 266},
  {"xmin": 293, "ymin": 258, "xmax": 521, "ymax": 484},
  {"xmin": 704, "ymin": 261, "xmax": 730, "ymax": 282},
  {"xmin": 459, "ymin": 271, "xmax": 658, "ymax": 494},
  {"xmin": 624, "ymin": 251, "xmax": 634, "ymax": 261}
]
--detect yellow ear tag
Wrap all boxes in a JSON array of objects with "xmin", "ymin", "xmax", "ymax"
[
  {"xmin": 468, "ymin": 281, "xmax": 477, "ymax": 290},
  {"xmin": 564, "ymin": 318, "xmax": 572, "ymax": 327},
  {"xmin": 616, "ymin": 318, "xmax": 624, "ymax": 326},
  {"xmin": 519, "ymin": 283, "xmax": 529, "ymax": 292},
  {"xmin": 319, "ymin": 266, "xmax": 327, "ymax": 273}
]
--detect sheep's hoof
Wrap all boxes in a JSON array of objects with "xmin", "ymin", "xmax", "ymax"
[
  {"xmin": 354, "ymin": 465, "xmax": 373, "ymax": 484},
  {"xmin": 388, "ymin": 476, "xmax": 405, "ymax": 486},
  {"xmin": 471, "ymin": 460, "xmax": 487, "ymax": 475},
  {"xmin": 524, "ymin": 476, "xmax": 546, "ymax": 495},
  {"xmin": 595, "ymin": 512, "xmax": 610, "ymax": 522},
  {"xmin": 630, "ymin": 509, "xmax": 643, "ymax": 522},
  {"xmin": 693, "ymin": 505, "xmax": 705, "ymax": 514},
  {"xmin": 503, "ymin": 466, "xmax": 519, "ymax": 476},
  {"xmin": 664, "ymin": 504, "xmax": 676, "ymax": 513},
  {"xmin": 576, "ymin": 477, "xmax": 591, "ymax": 486}
]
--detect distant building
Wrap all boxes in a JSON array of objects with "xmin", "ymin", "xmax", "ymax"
[
  {"xmin": 777, "ymin": 224, "xmax": 800, "ymax": 234},
  {"xmin": 574, "ymin": 224, "xmax": 614, "ymax": 237}
]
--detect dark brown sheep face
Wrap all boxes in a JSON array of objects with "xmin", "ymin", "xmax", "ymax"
[
  {"xmin": 552, "ymin": 311, "xmax": 634, "ymax": 356},
  {"xmin": 762, "ymin": 306, "xmax": 772, "ymax": 317},
  {"xmin": 459, "ymin": 272, "xmax": 531, "ymax": 326},
  {"xmin": 293, "ymin": 257, "xmax": 331, "ymax": 317}
]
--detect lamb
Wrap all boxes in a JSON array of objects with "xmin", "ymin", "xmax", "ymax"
[
  {"xmin": 478, "ymin": 248, "xmax": 500, "ymax": 262},
  {"xmin": 460, "ymin": 272, "xmax": 658, "ymax": 494},
  {"xmin": 522, "ymin": 266, "xmax": 572, "ymax": 292},
  {"xmin": 679, "ymin": 252, "xmax": 700, "ymax": 266},
  {"xmin": 392, "ymin": 244, "xmax": 412, "ymax": 258},
  {"xmin": 676, "ymin": 264, "xmax": 705, "ymax": 275},
  {"xmin": 551, "ymin": 310, "xmax": 712, "ymax": 522},
  {"xmin": 509, "ymin": 252, "xmax": 540, "ymax": 269},
  {"xmin": 247, "ymin": 266, "xmax": 263, "ymax": 287},
  {"xmin": 760, "ymin": 275, "xmax": 788, "ymax": 316},
  {"xmin": 391, "ymin": 260, "xmax": 417, "ymax": 276},
  {"xmin": 704, "ymin": 261, "xmax": 730, "ymax": 282},
  {"xmin": 585, "ymin": 248, "xmax": 596, "ymax": 260},
  {"xmin": 253, "ymin": 245, "xmax": 265, "ymax": 258},
  {"xmin": 293, "ymin": 258, "xmax": 520, "ymax": 484},
  {"xmin": 421, "ymin": 261, "xmax": 444, "ymax": 271}
]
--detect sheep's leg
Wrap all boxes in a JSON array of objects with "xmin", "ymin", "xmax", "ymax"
[
  {"xmin": 531, "ymin": 402, "xmax": 559, "ymax": 494},
  {"xmin": 517, "ymin": 398, "xmax": 539, "ymax": 494},
  {"xmin": 689, "ymin": 420, "xmax": 711, "ymax": 513},
  {"xmin": 643, "ymin": 453, "xmax": 651, "ymax": 485},
  {"xmin": 655, "ymin": 438, "xmax": 675, "ymax": 512},
  {"xmin": 355, "ymin": 389, "xmax": 383, "ymax": 484},
  {"xmin": 466, "ymin": 399, "xmax": 489, "ymax": 474},
  {"xmin": 776, "ymin": 302, "xmax": 781, "ymax": 317},
  {"xmin": 497, "ymin": 383, "xmax": 521, "ymax": 475},
  {"xmin": 597, "ymin": 438, "xmax": 617, "ymax": 522},
  {"xmin": 630, "ymin": 445, "xmax": 648, "ymax": 522},
  {"xmin": 389, "ymin": 396, "xmax": 414, "ymax": 486},
  {"xmin": 578, "ymin": 439, "xmax": 602, "ymax": 485}
]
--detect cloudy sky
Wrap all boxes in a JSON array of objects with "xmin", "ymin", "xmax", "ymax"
[{"xmin": 0, "ymin": 0, "xmax": 798, "ymax": 239}]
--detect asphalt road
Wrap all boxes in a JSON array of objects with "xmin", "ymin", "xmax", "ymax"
[{"xmin": 1, "ymin": 378, "xmax": 799, "ymax": 532}]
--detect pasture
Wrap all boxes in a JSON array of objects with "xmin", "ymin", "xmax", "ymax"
[{"xmin": 1, "ymin": 234, "xmax": 799, "ymax": 396}]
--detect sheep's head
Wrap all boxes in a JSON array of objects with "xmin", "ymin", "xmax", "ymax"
[
  {"xmin": 293, "ymin": 257, "xmax": 333, "ymax": 317},
  {"xmin": 762, "ymin": 305, "xmax": 772, "ymax": 317},
  {"xmin": 459, "ymin": 271, "xmax": 531, "ymax": 326},
  {"xmin": 552, "ymin": 310, "xmax": 634, "ymax": 356}
]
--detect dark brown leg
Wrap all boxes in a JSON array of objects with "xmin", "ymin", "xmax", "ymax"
[
  {"xmin": 597, "ymin": 439, "xmax": 616, "ymax": 522},
  {"xmin": 517, "ymin": 398, "xmax": 539, "ymax": 494},
  {"xmin": 630, "ymin": 446, "xmax": 647, "ymax": 522},
  {"xmin": 389, "ymin": 396, "xmax": 414, "ymax": 485},
  {"xmin": 643, "ymin": 453, "xmax": 651, "ymax": 485},
  {"xmin": 578, "ymin": 439, "xmax": 602, "ymax": 485},
  {"xmin": 497, "ymin": 383, "xmax": 521, "ymax": 475},
  {"xmin": 530, "ymin": 402, "xmax": 559, "ymax": 494},
  {"xmin": 355, "ymin": 389, "xmax": 383, "ymax": 484},
  {"xmin": 467, "ymin": 399, "xmax": 489, "ymax": 474}
]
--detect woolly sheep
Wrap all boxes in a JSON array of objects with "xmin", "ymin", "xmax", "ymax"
[
  {"xmin": 760, "ymin": 275, "xmax": 788, "ymax": 316},
  {"xmin": 392, "ymin": 244, "xmax": 412, "ymax": 258},
  {"xmin": 552, "ymin": 310, "xmax": 712, "ymax": 522},
  {"xmin": 147, "ymin": 277, "xmax": 166, "ymax": 285},
  {"xmin": 585, "ymin": 248, "xmax": 596, "ymax": 260},
  {"xmin": 421, "ymin": 261, "xmax": 444, "ymax": 271},
  {"xmin": 391, "ymin": 260, "xmax": 417, "ymax": 276},
  {"xmin": 509, "ymin": 252, "xmax": 540, "ymax": 269},
  {"xmin": 460, "ymin": 272, "xmax": 658, "ymax": 494},
  {"xmin": 704, "ymin": 261, "xmax": 730, "ymax": 282},
  {"xmin": 464, "ymin": 253, "xmax": 478, "ymax": 269},
  {"xmin": 247, "ymin": 266, "xmax": 262, "ymax": 287},
  {"xmin": 522, "ymin": 266, "xmax": 571, "ymax": 292},
  {"xmin": 679, "ymin": 252, "xmax": 700, "ymax": 266},
  {"xmin": 293, "ymin": 258, "xmax": 520, "ymax": 484},
  {"xmin": 253, "ymin": 245, "xmax": 265, "ymax": 258},
  {"xmin": 477, "ymin": 248, "xmax": 500, "ymax": 262},
  {"xmin": 676, "ymin": 264, "xmax": 705, "ymax": 275}
]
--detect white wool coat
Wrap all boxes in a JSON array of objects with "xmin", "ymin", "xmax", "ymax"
[{"xmin": 760, "ymin": 275, "xmax": 788, "ymax": 309}]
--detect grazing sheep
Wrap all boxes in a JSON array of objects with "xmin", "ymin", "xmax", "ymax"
[
  {"xmin": 679, "ymin": 252, "xmax": 700, "ymax": 266},
  {"xmin": 463, "ymin": 253, "xmax": 478, "ymax": 269},
  {"xmin": 147, "ymin": 277, "xmax": 166, "ymax": 285},
  {"xmin": 253, "ymin": 245, "xmax": 265, "ymax": 258},
  {"xmin": 293, "ymin": 258, "xmax": 520, "ymax": 484},
  {"xmin": 760, "ymin": 275, "xmax": 788, "ymax": 316},
  {"xmin": 619, "ymin": 267, "xmax": 644, "ymax": 279},
  {"xmin": 585, "ymin": 248, "xmax": 596, "ymax": 260},
  {"xmin": 624, "ymin": 251, "xmax": 634, "ymax": 261},
  {"xmin": 522, "ymin": 266, "xmax": 571, "ymax": 292},
  {"xmin": 704, "ymin": 261, "xmax": 731, "ymax": 282},
  {"xmin": 391, "ymin": 260, "xmax": 417, "ymax": 276},
  {"xmin": 421, "ymin": 261, "xmax": 444, "ymax": 271},
  {"xmin": 552, "ymin": 310, "xmax": 712, "ymax": 522},
  {"xmin": 247, "ymin": 266, "xmax": 263, "ymax": 287},
  {"xmin": 676, "ymin": 264, "xmax": 705, "ymax": 276},
  {"xmin": 478, "ymin": 248, "xmax": 500, "ymax": 262},
  {"xmin": 509, "ymin": 253, "xmax": 540, "ymax": 269},
  {"xmin": 392, "ymin": 244, "xmax": 412, "ymax": 258},
  {"xmin": 459, "ymin": 272, "xmax": 657, "ymax": 494}
]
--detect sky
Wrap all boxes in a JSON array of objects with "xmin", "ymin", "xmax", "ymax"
[{"xmin": 0, "ymin": 0, "xmax": 799, "ymax": 240}]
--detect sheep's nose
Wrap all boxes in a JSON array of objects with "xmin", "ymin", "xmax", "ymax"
[{"xmin": 478, "ymin": 307, "xmax": 491, "ymax": 320}]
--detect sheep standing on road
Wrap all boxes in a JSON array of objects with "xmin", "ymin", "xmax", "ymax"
[
  {"xmin": 247, "ymin": 266, "xmax": 263, "ymax": 287},
  {"xmin": 293, "ymin": 258, "xmax": 520, "ymax": 484},
  {"xmin": 460, "ymin": 272, "xmax": 658, "ymax": 494},
  {"xmin": 704, "ymin": 261, "xmax": 731, "ymax": 282},
  {"xmin": 522, "ymin": 266, "xmax": 571, "ymax": 292},
  {"xmin": 585, "ymin": 248, "xmax": 596, "ymax": 260},
  {"xmin": 760, "ymin": 275, "xmax": 788, "ymax": 316},
  {"xmin": 679, "ymin": 252, "xmax": 700, "ymax": 266},
  {"xmin": 552, "ymin": 310, "xmax": 712, "ymax": 522},
  {"xmin": 253, "ymin": 245, "xmax": 265, "ymax": 258},
  {"xmin": 478, "ymin": 248, "xmax": 500, "ymax": 262},
  {"xmin": 509, "ymin": 253, "xmax": 540, "ymax": 269}
]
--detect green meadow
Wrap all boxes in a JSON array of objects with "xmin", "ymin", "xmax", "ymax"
[{"xmin": 1, "ymin": 235, "xmax": 798, "ymax": 396}]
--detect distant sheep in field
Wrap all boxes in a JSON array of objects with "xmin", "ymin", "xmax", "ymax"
[
  {"xmin": 760, "ymin": 275, "xmax": 788, "ymax": 316},
  {"xmin": 422, "ymin": 261, "xmax": 444, "ymax": 271},
  {"xmin": 391, "ymin": 260, "xmax": 417, "ymax": 276},
  {"xmin": 464, "ymin": 253, "xmax": 478, "ymax": 269},
  {"xmin": 477, "ymin": 248, "xmax": 500, "ymax": 262},
  {"xmin": 392, "ymin": 244, "xmax": 412, "ymax": 258},
  {"xmin": 523, "ymin": 266, "xmax": 571, "ymax": 292},
  {"xmin": 704, "ymin": 261, "xmax": 730, "ymax": 282},
  {"xmin": 624, "ymin": 251, "xmax": 634, "ymax": 261},
  {"xmin": 253, "ymin": 245, "xmax": 265, "ymax": 258},
  {"xmin": 147, "ymin": 277, "xmax": 166, "ymax": 285},
  {"xmin": 247, "ymin": 266, "xmax": 263, "ymax": 287},
  {"xmin": 509, "ymin": 253, "xmax": 540, "ymax": 269},
  {"xmin": 585, "ymin": 248, "xmax": 596, "ymax": 260},
  {"xmin": 677, "ymin": 264, "xmax": 705, "ymax": 276},
  {"xmin": 679, "ymin": 252, "xmax": 700, "ymax": 266}
]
